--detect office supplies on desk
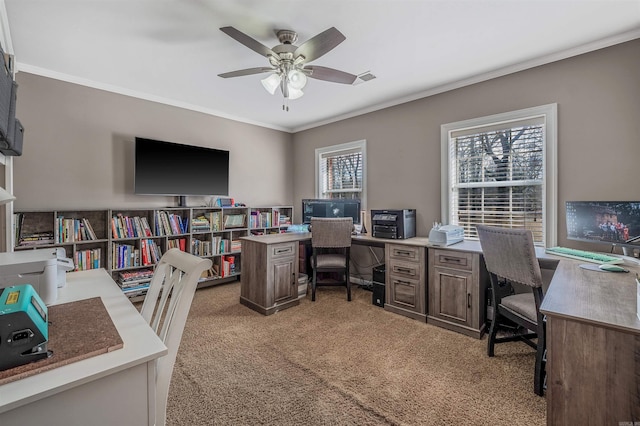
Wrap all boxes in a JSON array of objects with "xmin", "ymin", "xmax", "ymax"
[
  {"xmin": 0, "ymin": 284, "xmax": 50, "ymax": 371},
  {"xmin": 0, "ymin": 248, "xmax": 74, "ymax": 305},
  {"xmin": 428, "ymin": 223, "xmax": 464, "ymax": 246}
]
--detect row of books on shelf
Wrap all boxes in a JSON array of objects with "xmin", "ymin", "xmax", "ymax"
[
  {"xmin": 74, "ymin": 248, "xmax": 102, "ymax": 271},
  {"xmin": 167, "ymin": 238, "xmax": 187, "ymax": 251},
  {"xmin": 112, "ymin": 239, "xmax": 162, "ymax": 269},
  {"xmin": 191, "ymin": 237, "xmax": 241, "ymax": 257},
  {"xmin": 56, "ymin": 216, "xmax": 98, "ymax": 243},
  {"xmin": 111, "ymin": 215, "xmax": 153, "ymax": 239},
  {"xmin": 191, "ymin": 212, "xmax": 222, "ymax": 232},
  {"xmin": 249, "ymin": 210, "xmax": 291, "ymax": 229},
  {"xmin": 155, "ymin": 211, "xmax": 188, "ymax": 236},
  {"xmin": 217, "ymin": 255, "xmax": 237, "ymax": 278}
]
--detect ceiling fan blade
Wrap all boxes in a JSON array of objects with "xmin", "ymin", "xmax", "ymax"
[
  {"xmin": 218, "ymin": 67, "xmax": 275, "ymax": 78},
  {"xmin": 294, "ymin": 27, "xmax": 346, "ymax": 63},
  {"xmin": 220, "ymin": 26, "xmax": 277, "ymax": 58},
  {"xmin": 305, "ymin": 66, "xmax": 357, "ymax": 84}
]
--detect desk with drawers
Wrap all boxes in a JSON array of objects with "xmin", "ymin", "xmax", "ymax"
[
  {"xmin": 239, "ymin": 232, "xmax": 640, "ymax": 424},
  {"xmin": 239, "ymin": 233, "xmax": 490, "ymax": 337}
]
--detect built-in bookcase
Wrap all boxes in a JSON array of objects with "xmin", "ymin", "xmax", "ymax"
[{"xmin": 13, "ymin": 205, "xmax": 293, "ymax": 302}]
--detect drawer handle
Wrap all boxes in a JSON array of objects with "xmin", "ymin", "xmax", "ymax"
[
  {"xmin": 395, "ymin": 250, "xmax": 413, "ymax": 257},
  {"xmin": 394, "ymin": 279, "xmax": 411, "ymax": 286},
  {"xmin": 394, "ymin": 266, "xmax": 415, "ymax": 275},
  {"xmin": 467, "ymin": 293, "xmax": 471, "ymax": 308},
  {"xmin": 275, "ymin": 248, "xmax": 292, "ymax": 254},
  {"xmin": 441, "ymin": 256, "xmax": 462, "ymax": 263}
]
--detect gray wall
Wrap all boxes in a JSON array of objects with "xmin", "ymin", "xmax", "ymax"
[
  {"xmin": 292, "ymin": 39, "xmax": 640, "ymax": 249},
  {"xmin": 13, "ymin": 73, "xmax": 294, "ymax": 210},
  {"xmin": 10, "ymin": 39, "xmax": 640, "ymax": 255}
]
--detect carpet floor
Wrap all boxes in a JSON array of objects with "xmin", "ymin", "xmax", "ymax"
[{"xmin": 166, "ymin": 282, "xmax": 546, "ymax": 425}]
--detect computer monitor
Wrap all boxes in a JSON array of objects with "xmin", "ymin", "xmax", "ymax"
[
  {"xmin": 302, "ymin": 199, "xmax": 361, "ymax": 225},
  {"xmin": 566, "ymin": 201, "xmax": 640, "ymax": 248}
]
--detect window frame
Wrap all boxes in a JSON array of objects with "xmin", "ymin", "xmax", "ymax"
[
  {"xmin": 315, "ymin": 139, "xmax": 367, "ymax": 208},
  {"xmin": 440, "ymin": 104, "xmax": 557, "ymax": 246}
]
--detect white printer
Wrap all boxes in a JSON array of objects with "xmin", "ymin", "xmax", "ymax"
[
  {"xmin": 428, "ymin": 223, "xmax": 465, "ymax": 247},
  {"xmin": 0, "ymin": 248, "xmax": 74, "ymax": 305}
]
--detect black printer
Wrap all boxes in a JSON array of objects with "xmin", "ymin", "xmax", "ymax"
[{"xmin": 371, "ymin": 209, "xmax": 416, "ymax": 239}]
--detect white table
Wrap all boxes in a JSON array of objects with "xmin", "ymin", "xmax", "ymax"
[{"xmin": 0, "ymin": 269, "xmax": 167, "ymax": 426}]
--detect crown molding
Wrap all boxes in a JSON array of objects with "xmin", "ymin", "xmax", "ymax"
[{"xmin": 291, "ymin": 28, "xmax": 640, "ymax": 133}]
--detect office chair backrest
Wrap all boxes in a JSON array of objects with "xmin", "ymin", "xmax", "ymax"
[
  {"xmin": 476, "ymin": 225, "xmax": 543, "ymax": 288},
  {"xmin": 140, "ymin": 248, "xmax": 212, "ymax": 426},
  {"xmin": 311, "ymin": 217, "xmax": 353, "ymax": 248}
]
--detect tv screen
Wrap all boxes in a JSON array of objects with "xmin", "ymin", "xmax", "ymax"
[
  {"xmin": 302, "ymin": 199, "xmax": 361, "ymax": 224},
  {"xmin": 134, "ymin": 137, "xmax": 229, "ymax": 196},
  {"xmin": 566, "ymin": 201, "xmax": 640, "ymax": 246}
]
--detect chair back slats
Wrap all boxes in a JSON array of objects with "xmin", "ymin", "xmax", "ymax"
[
  {"xmin": 476, "ymin": 225, "xmax": 543, "ymax": 288},
  {"xmin": 139, "ymin": 248, "xmax": 212, "ymax": 426},
  {"xmin": 311, "ymin": 217, "xmax": 353, "ymax": 248}
]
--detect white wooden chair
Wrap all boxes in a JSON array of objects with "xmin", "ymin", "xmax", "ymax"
[{"xmin": 140, "ymin": 248, "xmax": 212, "ymax": 426}]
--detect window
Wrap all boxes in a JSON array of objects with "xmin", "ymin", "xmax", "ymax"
[
  {"xmin": 315, "ymin": 140, "xmax": 366, "ymax": 204},
  {"xmin": 441, "ymin": 104, "xmax": 557, "ymax": 246}
]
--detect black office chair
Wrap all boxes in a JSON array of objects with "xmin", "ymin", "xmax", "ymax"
[
  {"xmin": 310, "ymin": 217, "xmax": 353, "ymax": 301},
  {"xmin": 476, "ymin": 225, "xmax": 556, "ymax": 396}
]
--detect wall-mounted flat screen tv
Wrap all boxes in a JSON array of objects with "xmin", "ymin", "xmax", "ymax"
[
  {"xmin": 302, "ymin": 199, "xmax": 361, "ymax": 224},
  {"xmin": 566, "ymin": 201, "xmax": 640, "ymax": 246},
  {"xmin": 134, "ymin": 137, "xmax": 229, "ymax": 197}
]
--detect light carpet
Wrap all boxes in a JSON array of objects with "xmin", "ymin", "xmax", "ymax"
[{"xmin": 166, "ymin": 282, "xmax": 546, "ymax": 425}]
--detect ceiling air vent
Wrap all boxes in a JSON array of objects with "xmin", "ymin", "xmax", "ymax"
[{"xmin": 353, "ymin": 71, "xmax": 376, "ymax": 85}]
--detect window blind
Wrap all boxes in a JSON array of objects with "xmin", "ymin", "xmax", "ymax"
[
  {"xmin": 319, "ymin": 148, "xmax": 363, "ymax": 199},
  {"xmin": 449, "ymin": 119, "xmax": 545, "ymax": 244}
]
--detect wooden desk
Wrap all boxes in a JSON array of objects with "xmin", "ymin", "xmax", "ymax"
[
  {"xmin": 0, "ymin": 269, "xmax": 167, "ymax": 426},
  {"xmin": 242, "ymin": 232, "xmax": 640, "ymax": 422},
  {"xmin": 540, "ymin": 257, "xmax": 640, "ymax": 425}
]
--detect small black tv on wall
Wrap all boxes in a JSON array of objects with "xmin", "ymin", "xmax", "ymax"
[{"xmin": 134, "ymin": 137, "xmax": 229, "ymax": 203}]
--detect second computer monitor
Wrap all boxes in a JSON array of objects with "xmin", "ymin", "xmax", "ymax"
[{"xmin": 302, "ymin": 199, "xmax": 361, "ymax": 225}]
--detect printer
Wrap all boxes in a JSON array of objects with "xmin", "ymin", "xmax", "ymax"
[
  {"xmin": 428, "ymin": 223, "xmax": 464, "ymax": 246},
  {"xmin": 371, "ymin": 209, "xmax": 416, "ymax": 239},
  {"xmin": 0, "ymin": 248, "xmax": 74, "ymax": 305}
]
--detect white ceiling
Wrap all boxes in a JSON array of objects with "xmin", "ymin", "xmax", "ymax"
[{"xmin": 3, "ymin": 0, "xmax": 640, "ymax": 132}]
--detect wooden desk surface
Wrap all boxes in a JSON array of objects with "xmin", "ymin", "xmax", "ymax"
[
  {"xmin": 0, "ymin": 269, "xmax": 167, "ymax": 414},
  {"xmin": 540, "ymin": 257, "xmax": 640, "ymax": 335}
]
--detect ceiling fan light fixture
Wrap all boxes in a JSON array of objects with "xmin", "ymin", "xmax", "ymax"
[
  {"xmin": 287, "ymin": 69, "xmax": 307, "ymax": 90},
  {"xmin": 287, "ymin": 86, "xmax": 304, "ymax": 100},
  {"xmin": 261, "ymin": 73, "xmax": 280, "ymax": 95}
]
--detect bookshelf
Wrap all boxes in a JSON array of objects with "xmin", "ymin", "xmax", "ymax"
[
  {"xmin": 249, "ymin": 206, "xmax": 293, "ymax": 236},
  {"xmin": 13, "ymin": 205, "xmax": 293, "ymax": 301}
]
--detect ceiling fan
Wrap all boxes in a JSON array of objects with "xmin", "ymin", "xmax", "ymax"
[{"xmin": 218, "ymin": 26, "xmax": 357, "ymax": 102}]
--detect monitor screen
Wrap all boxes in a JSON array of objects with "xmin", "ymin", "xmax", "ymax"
[
  {"xmin": 566, "ymin": 201, "xmax": 640, "ymax": 246},
  {"xmin": 134, "ymin": 137, "xmax": 229, "ymax": 196},
  {"xmin": 302, "ymin": 199, "xmax": 361, "ymax": 224}
]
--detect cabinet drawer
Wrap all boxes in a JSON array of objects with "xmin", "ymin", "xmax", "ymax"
[
  {"xmin": 388, "ymin": 244, "xmax": 421, "ymax": 263},
  {"xmin": 270, "ymin": 242, "xmax": 296, "ymax": 258},
  {"xmin": 432, "ymin": 249, "xmax": 473, "ymax": 271},
  {"xmin": 388, "ymin": 275, "xmax": 421, "ymax": 309},
  {"xmin": 389, "ymin": 259, "xmax": 421, "ymax": 279}
]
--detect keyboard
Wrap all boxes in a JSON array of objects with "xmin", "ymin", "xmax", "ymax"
[{"xmin": 545, "ymin": 246, "xmax": 623, "ymax": 264}]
